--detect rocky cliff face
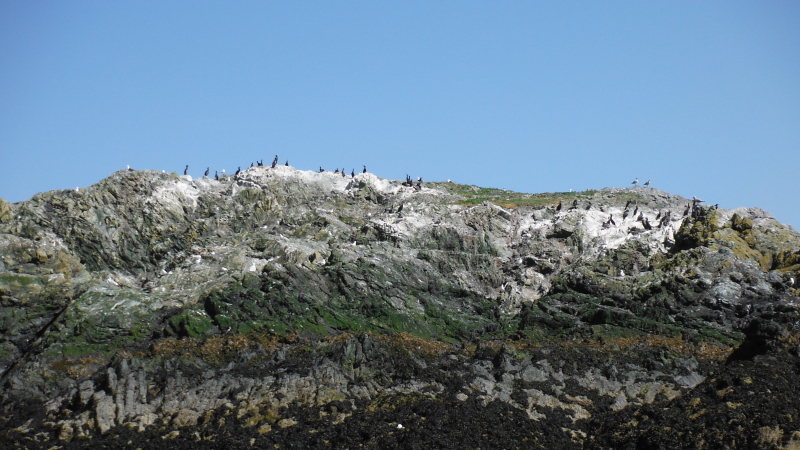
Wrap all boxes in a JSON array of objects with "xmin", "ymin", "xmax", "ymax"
[{"xmin": 1, "ymin": 166, "xmax": 799, "ymax": 448}]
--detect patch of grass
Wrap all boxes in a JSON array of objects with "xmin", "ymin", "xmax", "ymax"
[{"xmin": 433, "ymin": 182, "xmax": 605, "ymax": 209}]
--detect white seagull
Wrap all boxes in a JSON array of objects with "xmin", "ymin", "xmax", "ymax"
[{"xmin": 631, "ymin": 178, "xmax": 638, "ymax": 186}]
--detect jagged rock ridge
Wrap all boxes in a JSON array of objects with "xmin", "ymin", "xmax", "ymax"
[{"xmin": 1, "ymin": 166, "xmax": 799, "ymax": 448}]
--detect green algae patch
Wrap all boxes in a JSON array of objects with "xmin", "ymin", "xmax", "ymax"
[{"xmin": 169, "ymin": 309, "xmax": 215, "ymax": 338}]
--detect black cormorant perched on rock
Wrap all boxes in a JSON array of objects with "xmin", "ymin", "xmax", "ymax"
[
  {"xmin": 214, "ymin": 171, "xmax": 219, "ymax": 180},
  {"xmin": 272, "ymin": 155, "xmax": 278, "ymax": 168},
  {"xmin": 351, "ymin": 169, "xmax": 355, "ymax": 178},
  {"xmin": 204, "ymin": 167, "xmax": 209, "ymax": 177},
  {"xmin": 659, "ymin": 211, "xmax": 671, "ymax": 227},
  {"xmin": 363, "ymin": 165, "xmax": 367, "ymax": 174},
  {"xmin": 341, "ymin": 170, "xmax": 345, "ymax": 178},
  {"xmin": 556, "ymin": 201, "xmax": 562, "ymax": 211},
  {"xmin": 184, "ymin": 165, "xmax": 189, "ymax": 175},
  {"xmin": 285, "ymin": 160, "xmax": 289, "ymax": 166},
  {"xmin": 235, "ymin": 166, "xmax": 241, "ymax": 176},
  {"xmin": 334, "ymin": 168, "xmax": 339, "ymax": 174},
  {"xmin": 397, "ymin": 203, "xmax": 404, "ymax": 213}
]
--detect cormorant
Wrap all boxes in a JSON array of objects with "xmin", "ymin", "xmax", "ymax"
[
  {"xmin": 351, "ymin": 169, "xmax": 355, "ymax": 178},
  {"xmin": 334, "ymin": 168, "xmax": 340, "ymax": 174},
  {"xmin": 184, "ymin": 165, "xmax": 189, "ymax": 175},
  {"xmin": 397, "ymin": 203, "xmax": 404, "ymax": 213},
  {"xmin": 363, "ymin": 165, "xmax": 367, "ymax": 174},
  {"xmin": 272, "ymin": 155, "xmax": 278, "ymax": 168},
  {"xmin": 659, "ymin": 211, "xmax": 671, "ymax": 227},
  {"xmin": 214, "ymin": 171, "xmax": 219, "ymax": 180},
  {"xmin": 285, "ymin": 160, "xmax": 289, "ymax": 166},
  {"xmin": 319, "ymin": 167, "xmax": 325, "ymax": 173},
  {"xmin": 204, "ymin": 167, "xmax": 209, "ymax": 177},
  {"xmin": 235, "ymin": 166, "xmax": 241, "ymax": 176}
]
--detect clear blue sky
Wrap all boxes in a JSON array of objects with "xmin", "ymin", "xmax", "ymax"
[{"xmin": 2, "ymin": 1, "xmax": 799, "ymax": 228}]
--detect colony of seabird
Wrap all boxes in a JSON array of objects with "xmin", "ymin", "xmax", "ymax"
[{"xmin": 121, "ymin": 163, "xmax": 710, "ymax": 215}]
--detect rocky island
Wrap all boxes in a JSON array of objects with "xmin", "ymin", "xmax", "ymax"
[{"xmin": 1, "ymin": 165, "xmax": 799, "ymax": 448}]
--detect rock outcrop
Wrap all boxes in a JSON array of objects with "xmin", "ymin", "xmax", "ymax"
[{"xmin": 1, "ymin": 166, "xmax": 798, "ymax": 448}]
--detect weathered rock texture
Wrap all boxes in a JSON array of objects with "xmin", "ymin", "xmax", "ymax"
[{"xmin": 1, "ymin": 166, "xmax": 799, "ymax": 448}]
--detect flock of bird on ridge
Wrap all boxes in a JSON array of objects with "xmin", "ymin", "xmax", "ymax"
[
  {"xmin": 126, "ymin": 155, "xmax": 428, "ymax": 191},
  {"xmin": 123, "ymin": 159, "xmax": 709, "ymax": 214}
]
